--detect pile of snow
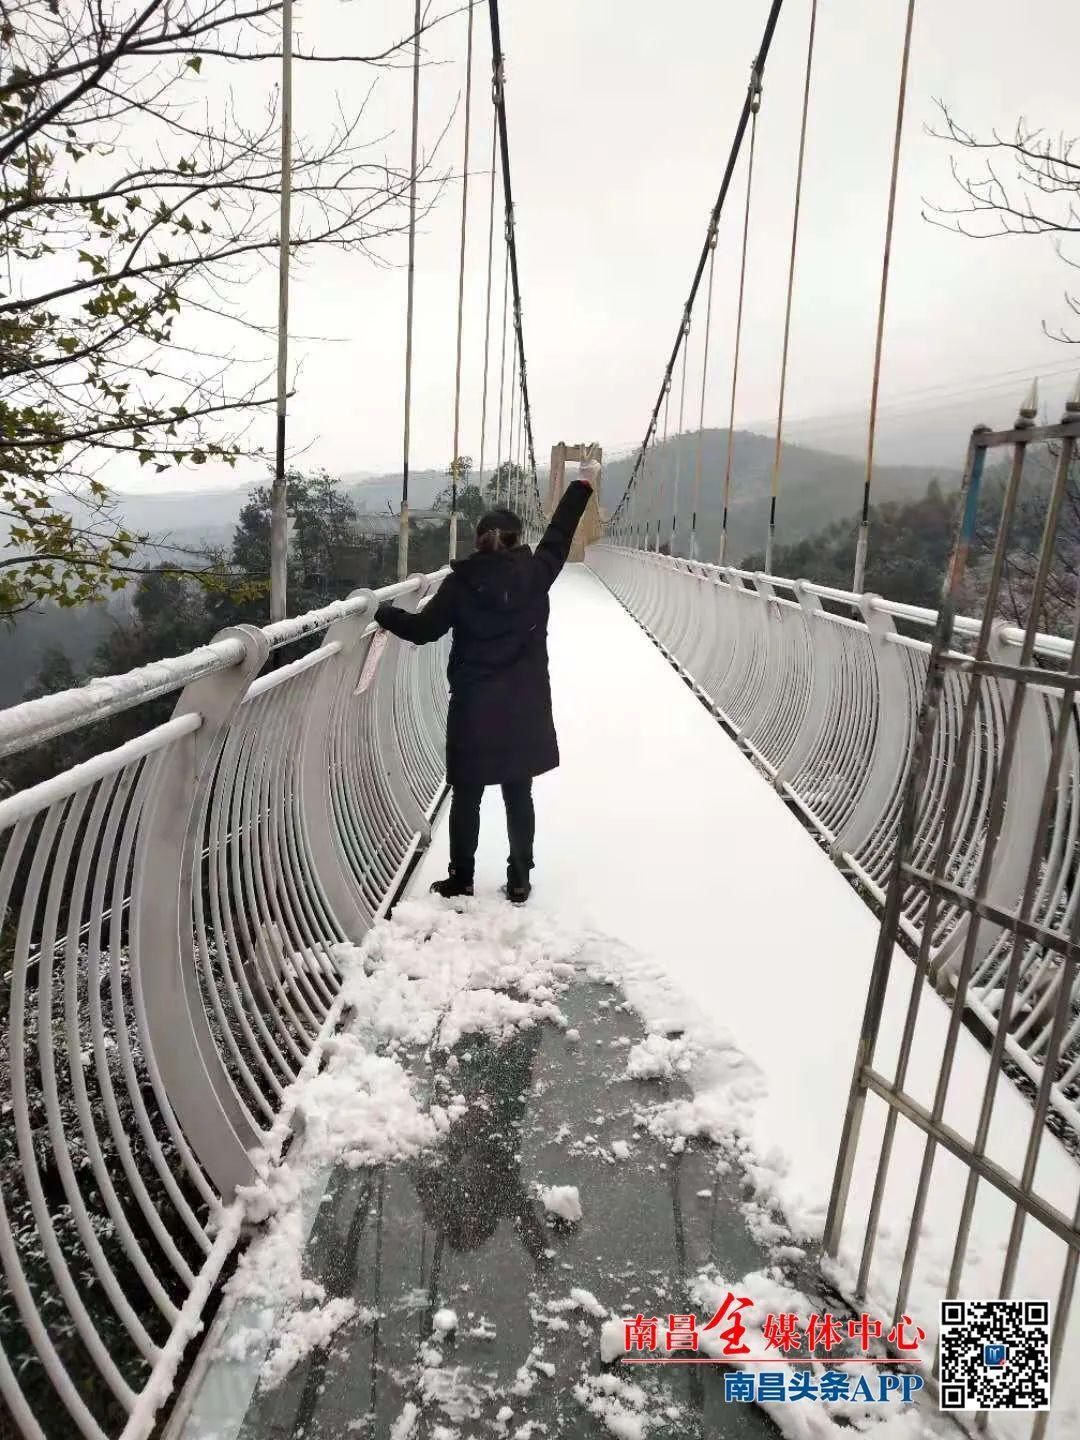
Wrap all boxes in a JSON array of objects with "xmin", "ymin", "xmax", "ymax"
[
  {"xmin": 337, "ymin": 897, "xmax": 581, "ymax": 1059},
  {"xmin": 624, "ymin": 1031, "xmax": 695, "ymax": 1082},
  {"xmin": 600, "ymin": 1318, "xmax": 628, "ymax": 1365},
  {"xmin": 258, "ymin": 1298, "xmax": 358, "ymax": 1389},
  {"xmin": 219, "ymin": 897, "xmax": 587, "ymax": 1391},
  {"xmin": 220, "ymin": 1169, "xmax": 361, "ymax": 1387},
  {"xmin": 539, "ymin": 1184, "xmax": 582, "ymax": 1224},
  {"xmin": 290, "ymin": 1040, "xmax": 440, "ymax": 1170},
  {"xmin": 574, "ymin": 1372, "xmax": 672, "ymax": 1440},
  {"xmin": 221, "ymin": 1029, "xmax": 437, "ymax": 1387},
  {"xmin": 569, "ymin": 1287, "xmax": 609, "ymax": 1319},
  {"xmin": 389, "ymin": 1401, "xmax": 420, "ymax": 1440}
]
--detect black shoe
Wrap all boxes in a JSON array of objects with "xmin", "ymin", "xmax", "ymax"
[
  {"xmin": 430, "ymin": 874, "xmax": 474, "ymax": 899},
  {"xmin": 500, "ymin": 880, "xmax": 530, "ymax": 906}
]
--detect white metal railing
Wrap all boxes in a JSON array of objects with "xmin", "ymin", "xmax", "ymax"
[
  {"xmin": 0, "ymin": 572, "xmax": 449, "ymax": 1439},
  {"xmin": 588, "ymin": 544, "xmax": 1080, "ymax": 1139}
]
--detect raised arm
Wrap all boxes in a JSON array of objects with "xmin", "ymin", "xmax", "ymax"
[
  {"xmin": 375, "ymin": 576, "xmax": 457, "ymax": 645},
  {"xmin": 533, "ymin": 478, "xmax": 595, "ymax": 589}
]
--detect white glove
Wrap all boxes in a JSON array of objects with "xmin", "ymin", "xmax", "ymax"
[{"xmin": 579, "ymin": 458, "xmax": 601, "ymax": 489}]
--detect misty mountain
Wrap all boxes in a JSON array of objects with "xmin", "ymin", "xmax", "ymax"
[
  {"xmin": 90, "ymin": 467, "xmax": 451, "ymax": 555},
  {"xmin": 2, "ymin": 600, "xmax": 120, "ymax": 710},
  {"xmin": 1, "ymin": 431, "xmax": 954, "ymax": 710},
  {"xmin": 86, "ymin": 434, "xmax": 951, "ymax": 566},
  {"xmin": 597, "ymin": 429, "xmax": 957, "ymax": 564}
]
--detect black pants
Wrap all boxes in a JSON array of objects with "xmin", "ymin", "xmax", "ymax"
[{"xmin": 449, "ymin": 780, "xmax": 534, "ymax": 886}]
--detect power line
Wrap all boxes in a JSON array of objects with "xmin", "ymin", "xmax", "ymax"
[
  {"xmin": 612, "ymin": 0, "xmax": 786, "ymax": 522},
  {"xmin": 758, "ymin": 356, "xmax": 1080, "ymax": 436}
]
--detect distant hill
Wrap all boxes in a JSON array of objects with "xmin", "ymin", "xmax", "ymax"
[
  {"xmin": 1, "ymin": 432, "xmax": 959, "ymax": 710},
  {"xmin": 597, "ymin": 429, "xmax": 957, "ymax": 564},
  {"xmin": 87, "ymin": 468, "xmax": 451, "ymax": 555},
  {"xmin": 89, "ymin": 435, "xmax": 951, "ymax": 566}
]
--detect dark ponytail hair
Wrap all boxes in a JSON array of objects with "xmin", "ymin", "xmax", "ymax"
[{"xmin": 475, "ymin": 507, "xmax": 522, "ymax": 553}]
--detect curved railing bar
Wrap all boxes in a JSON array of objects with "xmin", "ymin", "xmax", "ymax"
[{"xmin": 0, "ymin": 568, "xmax": 452, "ymax": 1439}]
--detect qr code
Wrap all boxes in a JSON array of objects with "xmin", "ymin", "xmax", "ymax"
[{"xmin": 939, "ymin": 1300, "xmax": 1050, "ymax": 1411}]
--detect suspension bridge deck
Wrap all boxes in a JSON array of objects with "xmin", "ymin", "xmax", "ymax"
[{"xmin": 165, "ymin": 567, "xmax": 1077, "ymax": 1438}]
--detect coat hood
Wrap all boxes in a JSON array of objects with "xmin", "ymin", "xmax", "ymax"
[{"xmin": 451, "ymin": 545, "xmax": 535, "ymax": 613}]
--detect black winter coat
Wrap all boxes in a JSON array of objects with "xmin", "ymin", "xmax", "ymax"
[{"xmin": 375, "ymin": 480, "xmax": 593, "ymax": 787}]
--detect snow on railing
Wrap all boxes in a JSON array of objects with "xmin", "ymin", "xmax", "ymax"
[
  {"xmin": 0, "ymin": 570, "xmax": 450, "ymax": 1439},
  {"xmin": 588, "ymin": 544, "xmax": 1080, "ymax": 1139}
]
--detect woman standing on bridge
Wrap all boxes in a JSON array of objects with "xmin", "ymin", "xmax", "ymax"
[{"xmin": 375, "ymin": 464, "xmax": 596, "ymax": 904}]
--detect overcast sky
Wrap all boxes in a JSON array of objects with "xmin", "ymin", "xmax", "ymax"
[{"xmin": 123, "ymin": 0, "xmax": 1080, "ymax": 495}]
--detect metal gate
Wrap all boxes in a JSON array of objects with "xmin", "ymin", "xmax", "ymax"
[{"xmin": 825, "ymin": 386, "xmax": 1080, "ymax": 1435}]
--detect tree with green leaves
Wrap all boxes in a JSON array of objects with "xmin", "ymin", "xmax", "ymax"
[
  {"xmin": 485, "ymin": 461, "xmax": 525, "ymax": 510},
  {"xmin": 209, "ymin": 467, "xmax": 361, "ymax": 624},
  {"xmin": 743, "ymin": 480, "xmax": 975, "ymax": 613},
  {"xmin": 0, "ymin": 0, "xmax": 438, "ymax": 621}
]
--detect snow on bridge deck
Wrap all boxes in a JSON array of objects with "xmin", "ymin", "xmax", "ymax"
[
  {"xmin": 414, "ymin": 563, "xmax": 1080, "ymax": 1438},
  {"xmin": 174, "ymin": 564, "xmax": 1078, "ymax": 1440}
]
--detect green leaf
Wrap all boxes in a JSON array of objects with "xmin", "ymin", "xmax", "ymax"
[{"xmin": 186, "ymin": 55, "xmax": 203, "ymax": 73}]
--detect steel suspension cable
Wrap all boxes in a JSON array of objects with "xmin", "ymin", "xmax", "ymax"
[
  {"xmin": 690, "ymin": 229, "xmax": 718, "ymax": 561},
  {"xmin": 521, "ymin": 365, "xmax": 529, "ymax": 506},
  {"xmin": 765, "ymin": 0, "xmax": 817, "ymax": 575},
  {"xmin": 720, "ymin": 90, "xmax": 760, "ymax": 566},
  {"xmin": 639, "ymin": 445, "xmax": 650, "ymax": 548},
  {"xmin": 671, "ymin": 313, "xmax": 691, "ymax": 554},
  {"xmin": 611, "ymin": 0, "xmax": 785, "ymax": 527},
  {"xmin": 655, "ymin": 379, "xmax": 671, "ymax": 551},
  {"xmin": 398, "ymin": 0, "xmax": 423, "ymax": 580},
  {"xmin": 507, "ymin": 335, "xmax": 519, "ymax": 505},
  {"xmin": 854, "ymin": 0, "xmax": 917, "ymax": 593},
  {"xmin": 449, "ymin": 0, "xmax": 475, "ymax": 561},
  {"xmin": 488, "ymin": 0, "xmax": 539, "ymax": 503},
  {"xmin": 476, "ymin": 117, "xmax": 498, "ymax": 500},
  {"xmin": 494, "ymin": 240, "xmax": 510, "ymax": 502},
  {"xmin": 270, "ymin": 0, "xmax": 293, "ymax": 620}
]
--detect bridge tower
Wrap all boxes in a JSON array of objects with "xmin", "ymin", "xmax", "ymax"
[{"xmin": 548, "ymin": 441, "xmax": 605, "ymax": 562}]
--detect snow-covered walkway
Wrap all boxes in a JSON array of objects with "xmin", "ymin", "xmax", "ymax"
[
  {"xmin": 172, "ymin": 565, "xmax": 1078, "ymax": 1440},
  {"xmin": 414, "ymin": 564, "xmax": 1079, "ymax": 1438}
]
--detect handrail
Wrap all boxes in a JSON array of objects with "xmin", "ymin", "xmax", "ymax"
[
  {"xmin": 0, "ymin": 569, "xmax": 451, "ymax": 1438},
  {"xmin": 0, "ymin": 569, "xmax": 450, "ymax": 763}
]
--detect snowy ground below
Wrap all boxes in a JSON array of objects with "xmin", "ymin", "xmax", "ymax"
[{"xmin": 170, "ymin": 566, "xmax": 1077, "ymax": 1440}]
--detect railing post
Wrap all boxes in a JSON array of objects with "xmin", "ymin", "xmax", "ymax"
[
  {"xmin": 831, "ymin": 593, "xmax": 908, "ymax": 861},
  {"xmin": 132, "ymin": 625, "xmax": 271, "ymax": 1198},
  {"xmin": 740, "ymin": 573, "xmax": 787, "ymax": 752},
  {"xmin": 774, "ymin": 580, "xmax": 829, "ymax": 785},
  {"xmin": 298, "ymin": 590, "xmax": 381, "ymax": 943},
  {"xmin": 373, "ymin": 576, "xmax": 438, "ymax": 845}
]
